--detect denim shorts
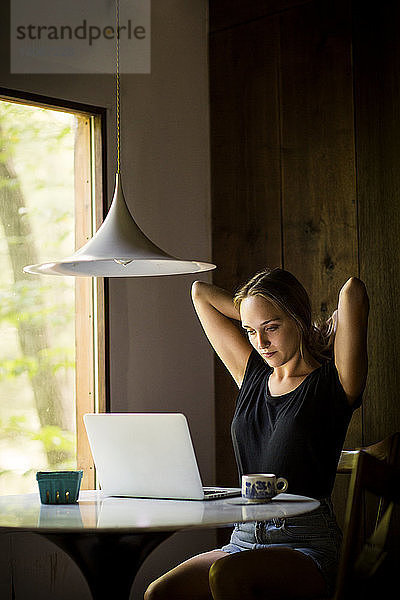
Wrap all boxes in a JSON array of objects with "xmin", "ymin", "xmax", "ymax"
[{"xmin": 217, "ymin": 498, "xmax": 341, "ymax": 596}]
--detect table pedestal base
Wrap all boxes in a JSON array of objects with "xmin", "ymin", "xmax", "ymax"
[{"xmin": 39, "ymin": 531, "xmax": 173, "ymax": 600}]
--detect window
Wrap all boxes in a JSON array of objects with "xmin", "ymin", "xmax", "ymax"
[{"xmin": 0, "ymin": 92, "xmax": 106, "ymax": 494}]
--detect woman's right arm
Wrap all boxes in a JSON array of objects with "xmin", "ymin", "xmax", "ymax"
[{"xmin": 191, "ymin": 281, "xmax": 252, "ymax": 388}]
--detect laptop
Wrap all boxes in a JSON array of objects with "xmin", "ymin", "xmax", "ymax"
[{"xmin": 83, "ymin": 413, "xmax": 241, "ymax": 500}]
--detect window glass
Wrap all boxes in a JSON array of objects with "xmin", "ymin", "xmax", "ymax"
[{"xmin": 0, "ymin": 100, "xmax": 87, "ymax": 494}]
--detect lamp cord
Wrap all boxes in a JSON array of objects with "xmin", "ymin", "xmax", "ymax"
[{"xmin": 116, "ymin": 0, "xmax": 121, "ymax": 174}]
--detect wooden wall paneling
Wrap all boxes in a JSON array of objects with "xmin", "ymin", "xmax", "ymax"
[
  {"xmin": 209, "ymin": 0, "xmax": 311, "ymax": 33},
  {"xmin": 0, "ymin": 531, "xmax": 91, "ymax": 600},
  {"xmin": 278, "ymin": 0, "xmax": 361, "ymax": 524},
  {"xmin": 0, "ymin": 534, "xmax": 11, "ymax": 600},
  {"xmin": 210, "ymin": 16, "xmax": 283, "ymax": 493},
  {"xmin": 352, "ymin": 0, "xmax": 400, "ymax": 444},
  {"xmin": 10, "ymin": 534, "xmax": 90, "ymax": 599},
  {"xmin": 352, "ymin": 0, "xmax": 400, "ymax": 550}
]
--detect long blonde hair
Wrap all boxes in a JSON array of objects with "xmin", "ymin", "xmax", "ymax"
[{"xmin": 233, "ymin": 267, "xmax": 334, "ymax": 361}]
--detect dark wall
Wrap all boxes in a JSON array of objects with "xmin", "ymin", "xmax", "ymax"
[{"xmin": 209, "ymin": 0, "xmax": 400, "ymax": 531}]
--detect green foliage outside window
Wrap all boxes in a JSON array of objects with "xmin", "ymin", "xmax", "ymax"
[{"xmin": 0, "ymin": 100, "xmax": 77, "ymax": 494}]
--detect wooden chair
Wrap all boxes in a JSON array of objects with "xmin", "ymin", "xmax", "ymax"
[
  {"xmin": 331, "ymin": 433, "xmax": 400, "ymax": 600},
  {"xmin": 338, "ymin": 432, "xmax": 400, "ymax": 473},
  {"xmin": 337, "ymin": 432, "xmax": 400, "ymax": 526}
]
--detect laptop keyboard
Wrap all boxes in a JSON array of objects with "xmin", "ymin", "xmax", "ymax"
[{"xmin": 202, "ymin": 488, "xmax": 241, "ymax": 499}]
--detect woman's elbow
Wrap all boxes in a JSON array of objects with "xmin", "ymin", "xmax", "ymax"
[
  {"xmin": 340, "ymin": 277, "xmax": 369, "ymax": 309},
  {"xmin": 191, "ymin": 280, "xmax": 203, "ymax": 298},
  {"xmin": 191, "ymin": 280, "xmax": 210, "ymax": 301}
]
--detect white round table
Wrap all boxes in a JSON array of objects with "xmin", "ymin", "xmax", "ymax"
[{"xmin": 0, "ymin": 491, "xmax": 319, "ymax": 599}]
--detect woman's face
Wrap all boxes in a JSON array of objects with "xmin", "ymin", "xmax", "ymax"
[{"xmin": 240, "ymin": 295, "xmax": 301, "ymax": 367}]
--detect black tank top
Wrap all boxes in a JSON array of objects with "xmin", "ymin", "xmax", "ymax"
[{"xmin": 231, "ymin": 349, "xmax": 362, "ymax": 498}]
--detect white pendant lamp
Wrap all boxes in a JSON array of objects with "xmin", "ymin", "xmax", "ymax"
[
  {"xmin": 24, "ymin": 1, "xmax": 216, "ymax": 278},
  {"xmin": 23, "ymin": 172, "xmax": 215, "ymax": 277}
]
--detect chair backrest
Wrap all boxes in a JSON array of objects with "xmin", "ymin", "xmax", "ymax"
[
  {"xmin": 337, "ymin": 432, "xmax": 400, "ymax": 524},
  {"xmin": 337, "ymin": 432, "xmax": 400, "ymax": 474},
  {"xmin": 334, "ymin": 439, "xmax": 400, "ymax": 600}
]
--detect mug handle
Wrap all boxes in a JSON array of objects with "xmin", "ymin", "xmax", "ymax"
[{"xmin": 276, "ymin": 477, "xmax": 288, "ymax": 493}]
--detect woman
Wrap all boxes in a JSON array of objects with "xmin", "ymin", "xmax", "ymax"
[{"xmin": 144, "ymin": 267, "xmax": 369, "ymax": 600}]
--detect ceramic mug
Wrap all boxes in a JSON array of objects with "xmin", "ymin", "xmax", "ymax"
[{"xmin": 241, "ymin": 473, "xmax": 288, "ymax": 502}]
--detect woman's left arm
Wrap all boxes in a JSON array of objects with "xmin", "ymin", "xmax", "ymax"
[{"xmin": 334, "ymin": 277, "xmax": 369, "ymax": 407}]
